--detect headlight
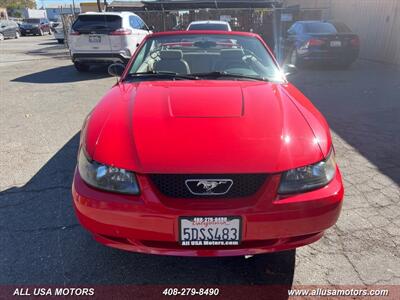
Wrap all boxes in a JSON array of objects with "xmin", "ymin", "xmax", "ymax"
[
  {"xmin": 278, "ymin": 150, "xmax": 336, "ymax": 194},
  {"xmin": 78, "ymin": 147, "xmax": 140, "ymax": 195}
]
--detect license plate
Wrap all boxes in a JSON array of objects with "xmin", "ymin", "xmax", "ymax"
[
  {"xmin": 89, "ymin": 35, "xmax": 101, "ymax": 43},
  {"xmin": 26, "ymin": 30, "xmax": 30, "ymax": 32},
  {"xmin": 179, "ymin": 216, "xmax": 241, "ymax": 246},
  {"xmin": 330, "ymin": 40, "xmax": 342, "ymax": 47}
]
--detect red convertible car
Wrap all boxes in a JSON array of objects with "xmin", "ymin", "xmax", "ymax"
[{"xmin": 72, "ymin": 31, "xmax": 344, "ymax": 256}]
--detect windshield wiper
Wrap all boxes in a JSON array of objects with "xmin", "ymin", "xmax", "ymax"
[
  {"xmin": 191, "ymin": 71, "xmax": 268, "ymax": 81},
  {"xmin": 125, "ymin": 71, "xmax": 268, "ymax": 82},
  {"xmin": 126, "ymin": 71, "xmax": 198, "ymax": 80}
]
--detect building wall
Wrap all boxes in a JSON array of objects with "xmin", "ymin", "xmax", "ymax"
[
  {"xmin": 23, "ymin": 9, "xmax": 47, "ymax": 19},
  {"xmin": 80, "ymin": 3, "xmax": 105, "ymax": 13},
  {"xmin": 46, "ymin": 7, "xmax": 80, "ymax": 21},
  {"xmin": 284, "ymin": 0, "xmax": 400, "ymax": 65}
]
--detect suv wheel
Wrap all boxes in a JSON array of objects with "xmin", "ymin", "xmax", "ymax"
[{"xmin": 74, "ymin": 62, "xmax": 90, "ymax": 72}]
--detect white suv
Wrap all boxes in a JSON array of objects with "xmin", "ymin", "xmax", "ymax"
[{"xmin": 69, "ymin": 12, "xmax": 151, "ymax": 72}]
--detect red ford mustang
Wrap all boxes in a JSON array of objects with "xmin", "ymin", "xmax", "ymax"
[{"xmin": 72, "ymin": 31, "xmax": 344, "ymax": 256}]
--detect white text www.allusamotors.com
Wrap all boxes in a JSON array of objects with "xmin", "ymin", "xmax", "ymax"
[{"xmin": 288, "ymin": 288, "xmax": 389, "ymax": 297}]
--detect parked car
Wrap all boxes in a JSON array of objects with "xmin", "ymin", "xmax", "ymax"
[
  {"xmin": 20, "ymin": 18, "xmax": 52, "ymax": 36},
  {"xmin": 187, "ymin": 20, "xmax": 232, "ymax": 31},
  {"xmin": 283, "ymin": 20, "xmax": 360, "ymax": 68},
  {"xmin": 53, "ymin": 23, "xmax": 64, "ymax": 44},
  {"xmin": 50, "ymin": 21, "xmax": 61, "ymax": 32},
  {"xmin": 0, "ymin": 20, "xmax": 20, "ymax": 40},
  {"xmin": 69, "ymin": 12, "xmax": 152, "ymax": 72},
  {"xmin": 72, "ymin": 31, "xmax": 344, "ymax": 257}
]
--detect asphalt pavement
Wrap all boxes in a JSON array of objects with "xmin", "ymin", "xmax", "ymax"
[{"xmin": 0, "ymin": 36, "xmax": 399, "ymax": 287}]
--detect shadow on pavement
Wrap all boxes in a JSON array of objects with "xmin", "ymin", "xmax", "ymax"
[
  {"xmin": 291, "ymin": 60, "xmax": 400, "ymax": 185},
  {"xmin": 24, "ymin": 44, "xmax": 70, "ymax": 59},
  {"xmin": 0, "ymin": 133, "xmax": 295, "ymax": 295},
  {"xmin": 38, "ymin": 41, "xmax": 60, "ymax": 46},
  {"xmin": 11, "ymin": 65, "xmax": 110, "ymax": 84}
]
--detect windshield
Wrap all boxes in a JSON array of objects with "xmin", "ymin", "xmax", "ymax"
[
  {"xmin": 188, "ymin": 23, "xmax": 229, "ymax": 31},
  {"xmin": 25, "ymin": 19, "xmax": 40, "ymax": 24},
  {"xmin": 128, "ymin": 34, "xmax": 283, "ymax": 82},
  {"xmin": 304, "ymin": 22, "xmax": 337, "ymax": 34},
  {"xmin": 72, "ymin": 15, "xmax": 122, "ymax": 33},
  {"xmin": 331, "ymin": 22, "xmax": 352, "ymax": 33}
]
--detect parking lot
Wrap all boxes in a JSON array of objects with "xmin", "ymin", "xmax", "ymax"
[{"xmin": 0, "ymin": 36, "xmax": 399, "ymax": 287}]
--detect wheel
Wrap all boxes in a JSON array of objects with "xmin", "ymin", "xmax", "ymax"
[
  {"xmin": 0, "ymin": 33, "xmax": 4, "ymax": 41},
  {"xmin": 74, "ymin": 62, "xmax": 90, "ymax": 72},
  {"xmin": 290, "ymin": 48, "xmax": 304, "ymax": 68},
  {"xmin": 57, "ymin": 39, "xmax": 64, "ymax": 44},
  {"xmin": 15, "ymin": 31, "xmax": 20, "ymax": 39}
]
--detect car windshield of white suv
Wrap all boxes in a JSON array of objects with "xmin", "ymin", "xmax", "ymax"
[
  {"xmin": 128, "ymin": 34, "xmax": 284, "ymax": 82},
  {"xmin": 72, "ymin": 15, "xmax": 122, "ymax": 33}
]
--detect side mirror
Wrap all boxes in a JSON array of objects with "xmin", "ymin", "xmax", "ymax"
[
  {"xmin": 282, "ymin": 64, "xmax": 297, "ymax": 76},
  {"xmin": 108, "ymin": 63, "xmax": 125, "ymax": 77}
]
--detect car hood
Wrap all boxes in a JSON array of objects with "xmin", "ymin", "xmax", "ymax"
[
  {"xmin": 86, "ymin": 80, "xmax": 331, "ymax": 174},
  {"xmin": 21, "ymin": 23, "xmax": 38, "ymax": 28}
]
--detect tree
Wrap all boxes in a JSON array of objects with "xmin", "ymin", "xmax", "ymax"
[{"xmin": 0, "ymin": 0, "xmax": 36, "ymax": 10}]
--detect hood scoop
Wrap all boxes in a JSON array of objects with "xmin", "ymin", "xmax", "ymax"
[{"xmin": 168, "ymin": 85, "xmax": 244, "ymax": 118}]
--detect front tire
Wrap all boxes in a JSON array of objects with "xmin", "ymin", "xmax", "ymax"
[
  {"xmin": 290, "ymin": 48, "xmax": 304, "ymax": 68},
  {"xmin": 74, "ymin": 62, "xmax": 90, "ymax": 72}
]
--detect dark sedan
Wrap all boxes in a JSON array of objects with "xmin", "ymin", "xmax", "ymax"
[
  {"xmin": 20, "ymin": 18, "xmax": 52, "ymax": 36},
  {"xmin": 283, "ymin": 20, "xmax": 360, "ymax": 68}
]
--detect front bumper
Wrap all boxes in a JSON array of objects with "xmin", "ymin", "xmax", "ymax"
[
  {"xmin": 20, "ymin": 27, "xmax": 40, "ymax": 35},
  {"xmin": 71, "ymin": 53, "xmax": 129, "ymax": 65},
  {"xmin": 54, "ymin": 32, "xmax": 64, "ymax": 40},
  {"xmin": 300, "ymin": 48, "xmax": 359, "ymax": 64},
  {"xmin": 72, "ymin": 169, "xmax": 344, "ymax": 257}
]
